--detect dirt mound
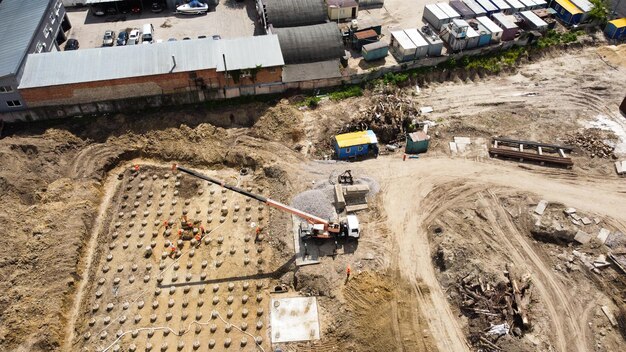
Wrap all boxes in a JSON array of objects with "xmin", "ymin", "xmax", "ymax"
[
  {"xmin": 597, "ymin": 44, "xmax": 626, "ymax": 68},
  {"xmin": 250, "ymin": 101, "xmax": 305, "ymax": 144}
]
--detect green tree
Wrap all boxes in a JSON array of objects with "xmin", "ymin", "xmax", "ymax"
[{"xmin": 588, "ymin": 0, "xmax": 609, "ymax": 24}]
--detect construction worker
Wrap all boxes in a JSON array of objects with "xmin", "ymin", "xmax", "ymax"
[{"xmin": 345, "ymin": 265, "xmax": 351, "ymax": 284}]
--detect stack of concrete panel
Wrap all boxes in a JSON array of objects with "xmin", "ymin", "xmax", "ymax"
[
  {"xmin": 492, "ymin": 12, "xmax": 519, "ymax": 40},
  {"xmin": 476, "ymin": 15, "xmax": 503, "ymax": 41},
  {"xmin": 462, "ymin": 0, "xmax": 488, "ymax": 16}
]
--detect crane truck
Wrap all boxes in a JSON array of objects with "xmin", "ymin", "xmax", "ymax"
[{"xmin": 175, "ymin": 165, "xmax": 361, "ymax": 240}]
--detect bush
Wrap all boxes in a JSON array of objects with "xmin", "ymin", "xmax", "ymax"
[{"xmin": 329, "ymin": 85, "xmax": 363, "ymax": 101}]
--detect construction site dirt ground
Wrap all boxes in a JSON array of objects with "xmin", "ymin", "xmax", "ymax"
[{"xmin": 1, "ymin": 44, "xmax": 626, "ymax": 352}]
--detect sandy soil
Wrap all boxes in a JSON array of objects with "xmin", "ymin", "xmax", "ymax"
[{"xmin": 1, "ymin": 45, "xmax": 626, "ymax": 352}]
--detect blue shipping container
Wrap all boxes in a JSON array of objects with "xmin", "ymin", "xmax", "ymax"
[
  {"xmin": 362, "ymin": 41, "xmax": 389, "ymax": 61},
  {"xmin": 605, "ymin": 18, "xmax": 626, "ymax": 39}
]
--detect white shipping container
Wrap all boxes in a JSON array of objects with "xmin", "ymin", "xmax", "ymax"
[{"xmin": 423, "ymin": 4, "xmax": 450, "ymax": 30}]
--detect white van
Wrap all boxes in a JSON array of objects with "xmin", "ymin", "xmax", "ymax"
[{"xmin": 141, "ymin": 24, "xmax": 154, "ymax": 44}]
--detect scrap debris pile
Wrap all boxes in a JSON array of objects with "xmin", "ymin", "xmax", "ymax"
[
  {"xmin": 341, "ymin": 86, "xmax": 420, "ymax": 143},
  {"xmin": 565, "ymin": 131, "xmax": 616, "ymax": 159},
  {"xmin": 457, "ymin": 265, "xmax": 532, "ymax": 351}
]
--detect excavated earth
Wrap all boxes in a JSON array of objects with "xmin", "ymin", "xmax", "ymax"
[{"xmin": 1, "ymin": 45, "xmax": 626, "ymax": 352}]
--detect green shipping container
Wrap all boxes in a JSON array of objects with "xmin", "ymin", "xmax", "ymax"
[{"xmin": 405, "ymin": 131, "xmax": 430, "ymax": 154}]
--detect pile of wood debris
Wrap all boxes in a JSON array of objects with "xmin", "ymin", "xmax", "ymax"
[
  {"xmin": 565, "ymin": 131, "xmax": 616, "ymax": 159},
  {"xmin": 458, "ymin": 264, "xmax": 532, "ymax": 351},
  {"xmin": 339, "ymin": 86, "xmax": 420, "ymax": 143}
]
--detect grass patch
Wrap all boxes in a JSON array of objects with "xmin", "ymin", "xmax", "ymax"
[
  {"xmin": 536, "ymin": 29, "xmax": 581, "ymax": 48},
  {"xmin": 329, "ymin": 85, "xmax": 363, "ymax": 101}
]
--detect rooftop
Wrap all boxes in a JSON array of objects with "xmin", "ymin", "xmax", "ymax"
[
  {"xmin": 0, "ymin": 0, "xmax": 52, "ymax": 78},
  {"xmin": 335, "ymin": 130, "xmax": 378, "ymax": 148},
  {"xmin": 608, "ymin": 17, "xmax": 626, "ymax": 27},
  {"xmin": 262, "ymin": 0, "xmax": 326, "ymax": 28},
  {"xmin": 19, "ymin": 35, "xmax": 284, "ymax": 89},
  {"xmin": 327, "ymin": 0, "xmax": 358, "ymax": 7},
  {"xmin": 554, "ymin": 0, "xmax": 583, "ymax": 15}
]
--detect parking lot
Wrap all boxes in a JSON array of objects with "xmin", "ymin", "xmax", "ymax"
[{"xmin": 64, "ymin": 0, "xmax": 259, "ymax": 49}]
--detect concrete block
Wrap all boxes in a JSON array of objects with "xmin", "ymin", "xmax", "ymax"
[
  {"xmin": 615, "ymin": 160, "xmax": 626, "ymax": 175},
  {"xmin": 597, "ymin": 228, "xmax": 610, "ymax": 244},
  {"xmin": 449, "ymin": 142, "xmax": 458, "ymax": 153},
  {"xmin": 270, "ymin": 297, "xmax": 320, "ymax": 343},
  {"xmin": 581, "ymin": 217, "xmax": 592, "ymax": 225},
  {"xmin": 574, "ymin": 230, "xmax": 592, "ymax": 244},
  {"xmin": 563, "ymin": 208, "xmax": 576, "ymax": 215},
  {"xmin": 534, "ymin": 200, "xmax": 548, "ymax": 215}
]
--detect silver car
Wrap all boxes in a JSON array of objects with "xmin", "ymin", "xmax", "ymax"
[{"xmin": 102, "ymin": 30, "xmax": 115, "ymax": 47}]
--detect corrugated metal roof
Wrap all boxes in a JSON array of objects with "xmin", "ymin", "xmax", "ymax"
[
  {"xmin": 436, "ymin": 3, "xmax": 461, "ymax": 18},
  {"xmin": 608, "ymin": 17, "xmax": 626, "ymax": 28},
  {"xmin": 282, "ymin": 59, "xmax": 341, "ymax": 83},
  {"xmin": 404, "ymin": 28, "xmax": 428, "ymax": 47},
  {"xmin": 273, "ymin": 23, "xmax": 344, "ymax": 65},
  {"xmin": 519, "ymin": 0, "xmax": 536, "ymax": 8},
  {"xmin": 391, "ymin": 30, "xmax": 417, "ymax": 50},
  {"xmin": 19, "ymin": 35, "xmax": 284, "ymax": 89},
  {"xmin": 520, "ymin": 10, "xmax": 548, "ymax": 27},
  {"xmin": 533, "ymin": 0, "xmax": 548, "ymax": 7},
  {"xmin": 327, "ymin": 0, "xmax": 358, "ymax": 7},
  {"xmin": 554, "ymin": 0, "xmax": 583, "ymax": 14},
  {"xmin": 362, "ymin": 41, "xmax": 388, "ymax": 51},
  {"xmin": 476, "ymin": 15, "xmax": 504, "ymax": 33},
  {"xmin": 335, "ymin": 130, "xmax": 378, "ymax": 148},
  {"xmin": 354, "ymin": 29, "xmax": 377, "ymax": 39},
  {"xmin": 570, "ymin": 0, "xmax": 593, "ymax": 12},
  {"xmin": 0, "ymin": 0, "xmax": 52, "ymax": 78},
  {"xmin": 262, "ymin": 0, "xmax": 326, "ymax": 28}
]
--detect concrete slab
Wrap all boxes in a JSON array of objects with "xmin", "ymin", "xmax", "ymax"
[
  {"xmin": 454, "ymin": 137, "xmax": 471, "ymax": 144},
  {"xmin": 534, "ymin": 200, "xmax": 548, "ymax": 215},
  {"xmin": 571, "ymin": 213, "xmax": 582, "ymax": 221},
  {"xmin": 574, "ymin": 230, "xmax": 592, "ymax": 244},
  {"xmin": 564, "ymin": 207, "xmax": 576, "ymax": 215},
  {"xmin": 581, "ymin": 217, "xmax": 592, "ymax": 225},
  {"xmin": 615, "ymin": 160, "xmax": 626, "ymax": 175},
  {"xmin": 597, "ymin": 228, "xmax": 610, "ymax": 244},
  {"xmin": 270, "ymin": 296, "xmax": 320, "ymax": 343},
  {"xmin": 449, "ymin": 142, "xmax": 458, "ymax": 153}
]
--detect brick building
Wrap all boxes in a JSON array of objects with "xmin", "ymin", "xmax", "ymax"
[
  {"xmin": 11, "ymin": 35, "xmax": 283, "ymax": 119},
  {"xmin": 0, "ymin": 0, "xmax": 71, "ymax": 113}
]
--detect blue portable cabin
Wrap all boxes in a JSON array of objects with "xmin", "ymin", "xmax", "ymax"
[
  {"xmin": 362, "ymin": 41, "xmax": 389, "ymax": 61},
  {"xmin": 605, "ymin": 18, "xmax": 626, "ymax": 39},
  {"xmin": 551, "ymin": 0, "xmax": 583, "ymax": 25},
  {"xmin": 334, "ymin": 130, "xmax": 379, "ymax": 160}
]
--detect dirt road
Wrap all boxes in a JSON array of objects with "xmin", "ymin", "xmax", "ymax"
[{"xmin": 361, "ymin": 156, "xmax": 626, "ymax": 352}]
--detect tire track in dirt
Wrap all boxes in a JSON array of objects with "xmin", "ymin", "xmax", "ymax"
[{"xmin": 481, "ymin": 189, "xmax": 588, "ymax": 352}]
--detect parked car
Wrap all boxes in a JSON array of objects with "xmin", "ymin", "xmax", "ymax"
[
  {"xmin": 102, "ymin": 30, "xmax": 115, "ymax": 46},
  {"xmin": 65, "ymin": 39, "xmax": 79, "ymax": 50},
  {"xmin": 128, "ymin": 29, "xmax": 141, "ymax": 45},
  {"xmin": 167, "ymin": 38, "xmax": 177, "ymax": 41},
  {"xmin": 212, "ymin": 34, "xmax": 221, "ymax": 40},
  {"xmin": 131, "ymin": 5, "xmax": 141, "ymax": 13},
  {"xmin": 151, "ymin": 1, "xmax": 164, "ymax": 13},
  {"xmin": 117, "ymin": 31, "xmax": 128, "ymax": 46},
  {"xmin": 118, "ymin": 2, "xmax": 130, "ymax": 13},
  {"xmin": 198, "ymin": 35, "xmax": 207, "ymax": 39},
  {"xmin": 183, "ymin": 37, "xmax": 191, "ymax": 40},
  {"xmin": 105, "ymin": 7, "xmax": 117, "ymax": 15}
]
